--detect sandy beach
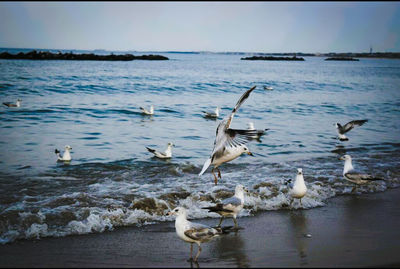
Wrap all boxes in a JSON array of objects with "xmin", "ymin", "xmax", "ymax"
[{"xmin": 1, "ymin": 187, "xmax": 400, "ymax": 268}]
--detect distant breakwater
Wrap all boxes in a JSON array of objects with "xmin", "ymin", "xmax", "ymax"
[
  {"xmin": 324, "ymin": 57, "xmax": 359, "ymax": 61},
  {"xmin": 241, "ymin": 55, "xmax": 305, "ymax": 61},
  {"xmin": 0, "ymin": 50, "xmax": 169, "ymax": 61}
]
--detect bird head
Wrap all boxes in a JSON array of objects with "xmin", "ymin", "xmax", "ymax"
[
  {"xmin": 65, "ymin": 145, "xmax": 72, "ymax": 151},
  {"xmin": 297, "ymin": 168, "xmax": 303, "ymax": 175},
  {"xmin": 339, "ymin": 154, "xmax": 351, "ymax": 161},
  {"xmin": 166, "ymin": 206, "xmax": 186, "ymax": 217},
  {"xmin": 243, "ymin": 146, "xmax": 253, "ymax": 156}
]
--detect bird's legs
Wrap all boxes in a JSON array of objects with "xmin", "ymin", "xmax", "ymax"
[
  {"xmin": 233, "ymin": 217, "xmax": 238, "ymax": 229},
  {"xmin": 216, "ymin": 216, "xmax": 224, "ymax": 227},
  {"xmin": 187, "ymin": 243, "xmax": 194, "ymax": 262},
  {"xmin": 351, "ymin": 185, "xmax": 357, "ymax": 193},
  {"xmin": 300, "ymin": 199, "xmax": 303, "ymax": 207},
  {"xmin": 194, "ymin": 244, "xmax": 202, "ymax": 262},
  {"xmin": 211, "ymin": 168, "xmax": 219, "ymax": 185},
  {"xmin": 216, "ymin": 167, "xmax": 222, "ymax": 179}
]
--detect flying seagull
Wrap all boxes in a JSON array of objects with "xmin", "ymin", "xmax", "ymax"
[
  {"xmin": 202, "ymin": 184, "xmax": 248, "ymax": 229},
  {"xmin": 285, "ymin": 168, "xmax": 307, "ymax": 206},
  {"xmin": 335, "ymin": 119, "xmax": 368, "ymax": 141},
  {"xmin": 339, "ymin": 154, "xmax": 383, "ymax": 192},
  {"xmin": 140, "ymin": 105, "xmax": 154, "ymax": 115},
  {"xmin": 198, "ymin": 86, "xmax": 261, "ymax": 185},
  {"xmin": 202, "ymin": 106, "xmax": 220, "ymax": 119},
  {"xmin": 3, "ymin": 99, "xmax": 21, "ymax": 108},
  {"xmin": 55, "ymin": 145, "xmax": 72, "ymax": 162},
  {"xmin": 146, "ymin": 142, "xmax": 174, "ymax": 159},
  {"xmin": 167, "ymin": 207, "xmax": 230, "ymax": 262}
]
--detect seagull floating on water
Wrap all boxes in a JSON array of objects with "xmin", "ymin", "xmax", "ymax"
[
  {"xmin": 263, "ymin": 86, "xmax": 273, "ymax": 91},
  {"xmin": 202, "ymin": 107, "xmax": 220, "ymax": 119},
  {"xmin": 146, "ymin": 142, "xmax": 174, "ymax": 159},
  {"xmin": 55, "ymin": 145, "xmax": 72, "ymax": 162},
  {"xmin": 140, "ymin": 105, "xmax": 154, "ymax": 115},
  {"xmin": 247, "ymin": 122, "xmax": 268, "ymax": 141},
  {"xmin": 199, "ymin": 86, "xmax": 260, "ymax": 185},
  {"xmin": 339, "ymin": 154, "xmax": 383, "ymax": 192},
  {"xmin": 285, "ymin": 168, "xmax": 307, "ymax": 207},
  {"xmin": 335, "ymin": 119, "xmax": 368, "ymax": 141},
  {"xmin": 167, "ymin": 207, "xmax": 229, "ymax": 262},
  {"xmin": 202, "ymin": 184, "xmax": 248, "ymax": 229},
  {"xmin": 3, "ymin": 99, "xmax": 21, "ymax": 108}
]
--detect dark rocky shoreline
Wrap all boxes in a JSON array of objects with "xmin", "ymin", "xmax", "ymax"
[
  {"xmin": 0, "ymin": 50, "xmax": 169, "ymax": 61},
  {"xmin": 325, "ymin": 57, "xmax": 359, "ymax": 61},
  {"xmin": 241, "ymin": 55, "xmax": 305, "ymax": 61}
]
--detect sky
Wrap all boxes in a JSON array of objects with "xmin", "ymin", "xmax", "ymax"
[{"xmin": 0, "ymin": 1, "xmax": 400, "ymax": 53}]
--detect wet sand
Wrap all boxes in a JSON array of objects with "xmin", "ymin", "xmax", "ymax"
[{"xmin": 1, "ymin": 188, "xmax": 400, "ymax": 268}]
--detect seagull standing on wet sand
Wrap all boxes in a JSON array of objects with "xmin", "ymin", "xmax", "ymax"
[
  {"xmin": 334, "ymin": 119, "xmax": 368, "ymax": 141},
  {"xmin": 339, "ymin": 154, "xmax": 383, "ymax": 192},
  {"xmin": 202, "ymin": 184, "xmax": 248, "ymax": 229},
  {"xmin": 199, "ymin": 86, "xmax": 261, "ymax": 185},
  {"xmin": 146, "ymin": 142, "xmax": 174, "ymax": 159},
  {"xmin": 55, "ymin": 145, "xmax": 72, "ymax": 162},
  {"xmin": 167, "ymin": 207, "xmax": 227, "ymax": 262},
  {"xmin": 202, "ymin": 107, "xmax": 220, "ymax": 119},
  {"xmin": 285, "ymin": 168, "xmax": 307, "ymax": 206},
  {"xmin": 140, "ymin": 105, "xmax": 154, "ymax": 115},
  {"xmin": 3, "ymin": 99, "xmax": 21, "ymax": 108}
]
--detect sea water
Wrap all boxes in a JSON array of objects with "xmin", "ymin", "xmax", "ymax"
[{"xmin": 0, "ymin": 52, "xmax": 399, "ymax": 244}]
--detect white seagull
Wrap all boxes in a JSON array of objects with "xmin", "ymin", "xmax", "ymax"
[
  {"xmin": 334, "ymin": 119, "xmax": 368, "ymax": 141},
  {"xmin": 339, "ymin": 154, "xmax": 383, "ymax": 192},
  {"xmin": 202, "ymin": 184, "xmax": 248, "ymax": 228},
  {"xmin": 285, "ymin": 168, "xmax": 307, "ymax": 206},
  {"xmin": 3, "ymin": 99, "xmax": 21, "ymax": 108},
  {"xmin": 202, "ymin": 106, "xmax": 220, "ymax": 119},
  {"xmin": 263, "ymin": 86, "xmax": 273, "ymax": 91},
  {"xmin": 146, "ymin": 142, "xmax": 174, "ymax": 159},
  {"xmin": 198, "ymin": 86, "xmax": 261, "ymax": 185},
  {"xmin": 140, "ymin": 104, "xmax": 154, "ymax": 115},
  {"xmin": 247, "ymin": 122, "xmax": 268, "ymax": 141},
  {"xmin": 167, "ymin": 206, "xmax": 226, "ymax": 262},
  {"xmin": 55, "ymin": 145, "xmax": 72, "ymax": 162}
]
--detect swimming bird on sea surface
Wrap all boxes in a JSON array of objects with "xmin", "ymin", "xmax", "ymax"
[
  {"xmin": 55, "ymin": 145, "xmax": 72, "ymax": 162},
  {"xmin": 202, "ymin": 184, "xmax": 248, "ymax": 229},
  {"xmin": 285, "ymin": 168, "xmax": 307, "ymax": 207},
  {"xmin": 3, "ymin": 99, "xmax": 21, "ymax": 108},
  {"xmin": 339, "ymin": 154, "xmax": 383, "ymax": 192},
  {"xmin": 198, "ymin": 86, "xmax": 260, "ymax": 185},
  {"xmin": 334, "ymin": 119, "xmax": 368, "ymax": 141},
  {"xmin": 167, "ymin": 206, "xmax": 229, "ymax": 262},
  {"xmin": 140, "ymin": 104, "xmax": 154, "ymax": 115},
  {"xmin": 263, "ymin": 86, "xmax": 273, "ymax": 91},
  {"xmin": 247, "ymin": 122, "xmax": 268, "ymax": 141},
  {"xmin": 146, "ymin": 142, "xmax": 174, "ymax": 159},
  {"xmin": 202, "ymin": 107, "xmax": 220, "ymax": 119}
]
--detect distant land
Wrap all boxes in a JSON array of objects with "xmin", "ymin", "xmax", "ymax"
[
  {"xmin": 241, "ymin": 55, "xmax": 305, "ymax": 61},
  {"xmin": 0, "ymin": 50, "xmax": 169, "ymax": 61},
  {"xmin": 0, "ymin": 48, "xmax": 399, "ymax": 59},
  {"xmin": 325, "ymin": 57, "xmax": 359, "ymax": 61}
]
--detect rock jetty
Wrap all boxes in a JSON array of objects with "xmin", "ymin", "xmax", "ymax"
[
  {"xmin": 241, "ymin": 55, "xmax": 305, "ymax": 61},
  {"xmin": 324, "ymin": 57, "xmax": 359, "ymax": 61},
  {"xmin": 0, "ymin": 50, "xmax": 169, "ymax": 61}
]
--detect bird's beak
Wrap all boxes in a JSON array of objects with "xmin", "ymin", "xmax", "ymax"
[
  {"xmin": 338, "ymin": 156, "xmax": 345, "ymax": 160},
  {"xmin": 248, "ymin": 152, "xmax": 254, "ymax": 156}
]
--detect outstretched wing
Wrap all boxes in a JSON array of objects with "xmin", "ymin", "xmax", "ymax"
[
  {"xmin": 225, "ymin": 86, "xmax": 256, "ymax": 129},
  {"xmin": 342, "ymin": 120, "xmax": 368, "ymax": 133}
]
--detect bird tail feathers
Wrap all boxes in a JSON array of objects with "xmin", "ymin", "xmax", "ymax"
[{"xmin": 199, "ymin": 158, "xmax": 211, "ymax": 176}]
